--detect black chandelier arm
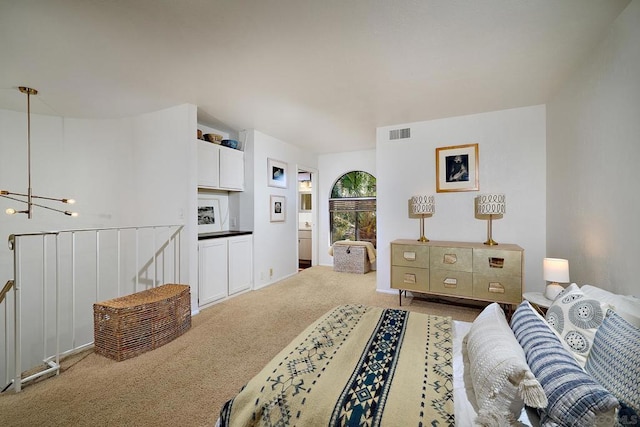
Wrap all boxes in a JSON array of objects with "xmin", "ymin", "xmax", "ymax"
[
  {"xmin": 1, "ymin": 190, "xmax": 73, "ymax": 204},
  {"xmin": 1, "ymin": 194, "xmax": 77, "ymax": 216},
  {"xmin": 30, "ymin": 202, "xmax": 76, "ymax": 216},
  {"xmin": 0, "ymin": 194, "xmax": 27, "ymax": 204}
]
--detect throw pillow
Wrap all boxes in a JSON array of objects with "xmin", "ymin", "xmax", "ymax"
[
  {"xmin": 545, "ymin": 287, "xmax": 609, "ymax": 367},
  {"xmin": 585, "ymin": 310, "xmax": 640, "ymax": 418},
  {"xmin": 464, "ymin": 303, "xmax": 547, "ymax": 426},
  {"xmin": 510, "ymin": 301, "xmax": 619, "ymax": 426}
]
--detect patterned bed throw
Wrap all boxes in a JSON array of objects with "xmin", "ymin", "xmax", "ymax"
[{"xmin": 219, "ymin": 304, "xmax": 454, "ymax": 427}]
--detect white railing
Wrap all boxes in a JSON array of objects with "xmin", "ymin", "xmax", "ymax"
[{"xmin": 0, "ymin": 224, "xmax": 184, "ymax": 393}]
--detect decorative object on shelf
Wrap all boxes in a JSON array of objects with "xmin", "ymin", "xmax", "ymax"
[
  {"xmin": 197, "ymin": 129, "xmax": 204, "ymax": 140},
  {"xmin": 221, "ymin": 139, "xmax": 239, "ymax": 149},
  {"xmin": 543, "ymin": 258, "xmax": 570, "ymax": 300},
  {"xmin": 436, "ymin": 143, "xmax": 479, "ymax": 193},
  {"xmin": 411, "ymin": 195, "xmax": 435, "ymax": 242},
  {"xmin": 267, "ymin": 158, "xmax": 288, "ymax": 189},
  {"xmin": 1, "ymin": 86, "xmax": 78, "ymax": 218},
  {"xmin": 270, "ymin": 195, "xmax": 286, "ymax": 222},
  {"xmin": 476, "ymin": 193, "xmax": 505, "ymax": 245},
  {"xmin": 197, "ymin": 194, "xmax": 222, "ymax": 233},
  {"xmin": 204, "ymin": 133, "xmax": 222, "ymax": 144}
]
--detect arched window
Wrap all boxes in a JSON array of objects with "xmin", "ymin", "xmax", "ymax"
[{"xmin": 329, "ymin": 171, "xmax": 377, "ymax": 247}]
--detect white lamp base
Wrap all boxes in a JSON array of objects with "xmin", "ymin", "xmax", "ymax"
[{"xmin": 544, "ymin": 282, "xmax": 565, "ymax": 301}]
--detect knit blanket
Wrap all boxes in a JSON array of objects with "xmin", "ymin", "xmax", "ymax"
[{"xmin": 219, "ymin": 304, "xmax": 454, "ymax": 426}]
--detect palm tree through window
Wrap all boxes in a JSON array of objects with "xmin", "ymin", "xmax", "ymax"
[{"xmin": 329, "ymin": 171, "xmax": 377, "ymax": 247}]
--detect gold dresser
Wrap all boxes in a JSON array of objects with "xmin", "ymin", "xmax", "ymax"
[{"xmin": 390, "ymin": 239, "xmax": 524, "ymax": 308}]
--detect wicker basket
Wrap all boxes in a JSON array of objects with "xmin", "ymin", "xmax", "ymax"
[
  {"xmin": 333, "ymin": 245, "xmax": 371, "ymax": 274},
  {"xmin": 93, "ymin": 284, "xmax": 191, "ymax": 361}
]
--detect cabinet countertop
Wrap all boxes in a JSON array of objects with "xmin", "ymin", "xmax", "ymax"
[{"xmin": 198, "ymin": 230, "xmax": 253, "ymax": 240}]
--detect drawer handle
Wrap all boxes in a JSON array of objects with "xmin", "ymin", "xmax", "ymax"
[
  {"xmin": 403, "ymin": 251, "xmax": 416, "ymax": 261},
  {"xmin": 489, "ymin": 282, "xmax": 505, "ymax": 293},
  {"xmin": 488, "ymin": 257, "xmax": 504, "ymax": 268},
  {"xmin": 443, "ymin": 277, "xmax": 457, "ymax": 288},
  {"xmin": 403, "ymin": 273, "xmax": 417, "ymax": 284},
  {"xmin": 443, "ymin": 254, "xmax": 457, "ymax": 264}
]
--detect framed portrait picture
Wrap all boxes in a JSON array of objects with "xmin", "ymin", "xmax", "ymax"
[
  {"xmin": 197, "ymin": 195, "xmax": 222, "ymax": 233},
  {"xmin": 267, "ymin": 158, "xmax": 288, "ymax": 188},
  {"xmin": 436, "ymin": 143, "xmax": 479, "ymax": 193},
  {"xmin": 270, "ymin": 195, "xmax": 286, "ymax": 222}
]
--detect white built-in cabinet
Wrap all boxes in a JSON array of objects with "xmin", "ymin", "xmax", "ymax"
[
  {"xmin": 198, "ymin": 238, "xmax": 228, "ymax": 306},
  {"xmin": 198, "ymin": 234, "xmax": 253, "ymax": 307},
  {"xmin": 197, "ymin": 140, "xmax": 244, "ymax": 191},
  {"xmin": 227, "ymin": 235, "xmax": 253, "ymax": 295}
]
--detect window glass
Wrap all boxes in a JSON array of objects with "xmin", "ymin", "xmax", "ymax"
[{"xmin": 329, "ymin": 171, "xmax": 376, "ymax": 247}]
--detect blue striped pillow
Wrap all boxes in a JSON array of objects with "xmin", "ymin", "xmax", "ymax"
[
  {"xmin": 585, "ymin": 310, "xmax": 640, "ymax": 417},
  {"xmin": 510, "ymin": 301, "xmax": 619, "ymax": 426}
]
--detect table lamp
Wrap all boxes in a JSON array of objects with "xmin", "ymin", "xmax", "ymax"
[
  {"xmin": 543, "ymin": 257, "xmax": 570, "ymax": 300},
  {"xmin": 411, "ymin": 195, "xmax": 435, "ymax": 242},
  {"xmin": 475, "ymin": 193, "xmax": 505, "ymax": 245}
]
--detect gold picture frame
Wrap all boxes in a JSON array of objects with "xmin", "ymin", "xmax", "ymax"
[{"xmin": 436, "ymin": 143, "xmax": 479, "ymax": 193}]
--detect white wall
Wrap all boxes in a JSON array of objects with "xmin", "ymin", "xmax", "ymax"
[
  {"xmin": 547, "ymin": 0, "xmax": 640, "ymax": 296},
  {"xmin": 0, "ymin": 104, "xmax": 197, "ymax": 376},
  {"xmin": 245, "ymin": 129, "xmax": 317, "ymax": 289},
  {"xmin": 317, "ymin": 150, "xmax": 377, "ymax": 267},
  {"xmin": 376, "ymin": 105, "xmax": 547, "ymax": 294}
]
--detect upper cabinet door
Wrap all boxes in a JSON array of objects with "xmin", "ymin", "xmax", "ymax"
[
  {"xmin": 197, "ymin": 140, "xmax": 220, "ymax": 189},
  {"xmin": 219, "ymin": 148, "xmax": 244, "ymax": 191}
]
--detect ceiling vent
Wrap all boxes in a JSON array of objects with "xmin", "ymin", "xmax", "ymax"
[{"xmin": 389, "ymin": 128, "xmax": 411, "ymax": 140}]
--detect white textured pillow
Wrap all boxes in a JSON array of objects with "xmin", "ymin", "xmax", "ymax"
[
  {"xmin": 545, "ymin": 287, "xmax": 610, "ymax": 367},
  {"xmin": 581, "ymin": 284, "xmax": 640, "ymax": 328},
  {"xmin": 464, "ymin": 303, "xmax": 547, "ymax": 426}
]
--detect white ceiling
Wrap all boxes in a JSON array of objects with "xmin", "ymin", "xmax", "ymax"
[{"xmin": 0, "ymin": 0, "xmax": 630, "ymax": 154}]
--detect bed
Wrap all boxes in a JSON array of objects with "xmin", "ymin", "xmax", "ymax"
[{"xmin": 218, "ymin": 285, "xmax": 640, "ymax": 426}]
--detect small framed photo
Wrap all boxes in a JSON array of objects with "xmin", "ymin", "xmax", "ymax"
[
  {"xmin": 270, "ymin": 195, "xmax": 286, "ymax": 222},
  {"xmin": 197, "ymin": 195, "xmax": 222, "ymax": 233},
  {"xmin": 267, "ymin": 158, "xmax": 288, "ymax": 188},
  {"xmin": 436, "ymin": 143, "xmax": 479, "ymax": 193}
]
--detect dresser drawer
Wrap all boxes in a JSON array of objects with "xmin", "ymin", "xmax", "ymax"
[
  {"xmin": 429, "ymin": 269, "xmax": 473, "ymax": 297},
  {"xmin": 391, "ymin": 244, "xmax": 429, "ymax": 268},
  {"xmin": 391, "ymin": 266, "xmax": 429, "ymax": 292},
  {"xmin": 429, "ymin": 246, "xmax": 473, "ymax": 272},
  {"xmin": 473, "ymin": 274, "xmax": 522, "ymax": 304},
  {"xmin": 473, "ymin": 248, "xmax": 522, "ymax": 276}
]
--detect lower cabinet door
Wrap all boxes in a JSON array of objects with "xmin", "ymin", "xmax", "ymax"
[
  {"xmin": 228, "ymin": 235, "xmax": 253, "ymax": 295},
  {"xmin": 198, "ymin": 239, "xmax": 228, "ymax": 306}
]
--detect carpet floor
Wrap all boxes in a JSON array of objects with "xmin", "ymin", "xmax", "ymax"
[{"xmin": 0, "ymin": 266, "xmax": 481, "ymax": 426}]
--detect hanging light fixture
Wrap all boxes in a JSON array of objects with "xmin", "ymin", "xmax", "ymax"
[{"xmin": 0, "ymin": 86, "xmax": 78, "ymax": 218}]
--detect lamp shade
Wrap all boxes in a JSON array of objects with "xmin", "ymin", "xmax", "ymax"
[
  {"xmin": 543, "ymin": 258, "xmax": 570, "ymax": 283},
  {"xmin": 476, "ymin": 193, "xmax": 506, "ymax": 215},
  {"xmin": 411, "ymin": 195, "xmax": 435, "ymax": 215}
]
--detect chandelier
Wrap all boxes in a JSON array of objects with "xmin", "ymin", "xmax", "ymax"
[{"xmin": 0, "ymin": 87, "xmax": 78, "ymax": 218}]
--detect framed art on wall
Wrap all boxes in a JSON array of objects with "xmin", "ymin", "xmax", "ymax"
[
  {"xmin": 197, "ymin": 195, "xmax": 222, "ymax": 233},
  {"xmin": 436, "ymin": 143, "xmax": 479, "ymax": 193},
  {"xmin": 267, "ymin": 158, "xmax": 288, "ymax": 188},
  {"xmin": 270, "ymin": 195, "xmax": 286, "ymax": 222}
]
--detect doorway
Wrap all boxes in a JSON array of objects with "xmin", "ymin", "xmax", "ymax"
[{"xmin": 297, "ymin": 168, "xmax": 315, "ymax": 270}]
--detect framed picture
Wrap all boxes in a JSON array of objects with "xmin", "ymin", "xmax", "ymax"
[
  {"xmin": 270, "ymin": 195, "xmax": 286, "ymax": 222},
  {"xmin": 267, "ymin": 158, "xmax": 288, "ymax": 188},
  {"xmin": 197, "ymin": 195, "xmax": 222, "ymax": 233},
  {"xmin": 436, "ymin": 143, "xmax": 479, "ymax": 193}
]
